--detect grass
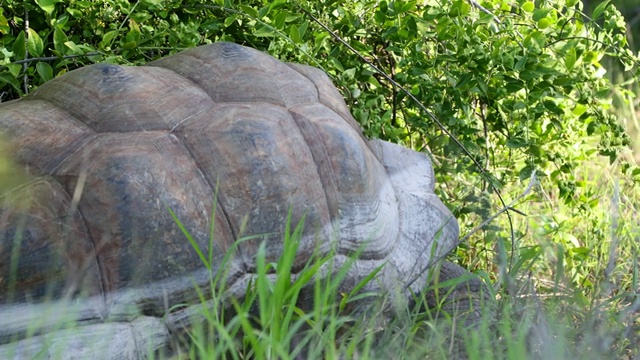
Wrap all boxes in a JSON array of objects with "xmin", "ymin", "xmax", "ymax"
[
  {"xmin": 154, "ymin": 154, "xmax": 638, "ymax": 359},
  {"xmin": 164, "ymin": 211, "xmax": 405, "ymax": 359},
  {"xmin": 0, "ymin": 130, "xmax": 637, "ymax": 358},
  {"xmin": 0, "ymin": 142, "xmax": 638, "ymax": 360},
  {"xmin": 4, "ymin": 128, "xmax": 639, "ymax": 352}
]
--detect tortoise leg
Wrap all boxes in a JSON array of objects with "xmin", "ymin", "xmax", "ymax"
[{"xmin": 424, "ymin": 260, "xmax": 494, "ymax": 329}]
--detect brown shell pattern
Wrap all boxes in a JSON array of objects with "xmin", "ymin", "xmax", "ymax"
[{"xmin": 0, "ymin": 43, "xmax": 459, "ymax": 309}]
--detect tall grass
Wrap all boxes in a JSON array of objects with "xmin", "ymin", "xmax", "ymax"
[
  {"xmin": 1, "ymin": 158, "xmax": 637, "ymax": 359},
  {"xmin": 166, "ymin": 209, "xmax": 401, "ymax": 360},
  {"xmin": 165, "ymin": 157, "xmax": 640, "ymax": 359}
]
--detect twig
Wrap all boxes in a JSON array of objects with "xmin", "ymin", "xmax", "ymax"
[
  {"xmin": 300, "ymin": 7, "xmax": 515, "ymax": 231},
  {"xmin": 22, "ymin": 3, "xmax": 29, "ymax": 94},
  {"xmin": 459, "ymin": 171, "xmax": 536, "ymax": 244},
  {"xmin": 0, "ymin": 52, "xmax": 103, "ymax": 71},
  {"xmin": 466, "ymin": 0, "xmax": 525, "ymax": 50},
  {"xmin": 403, "ymin": 170, "xmax": 536, "ymax": 292},
  {"xmin": 467, "ymin": 0, "xmax": 501, "ymax": 23}
]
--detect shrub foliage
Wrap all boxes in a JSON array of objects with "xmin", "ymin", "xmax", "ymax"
[{"xmin": 2, "ymin": 2, "xmax": 637, "ymax": 173}]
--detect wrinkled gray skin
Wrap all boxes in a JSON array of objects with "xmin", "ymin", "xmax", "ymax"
[{"xmin": 0, "ymin": 42, "xmax": 489, "ymax": 359}]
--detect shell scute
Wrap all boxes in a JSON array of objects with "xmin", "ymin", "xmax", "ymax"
[{"xmin": 0, "ymin": 43, "xmax": 459, "ymax": 316}]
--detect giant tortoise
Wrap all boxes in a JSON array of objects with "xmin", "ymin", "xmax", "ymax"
[{"xmin": 0, "ymin": 42, "xmax": 487, "ymax": 358}]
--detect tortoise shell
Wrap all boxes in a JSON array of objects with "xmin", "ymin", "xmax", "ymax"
[{"xmin": 0, "ymin": 42, "xmax": 458, "ymax": 356}]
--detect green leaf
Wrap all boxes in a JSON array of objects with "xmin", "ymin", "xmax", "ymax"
[
  {"xmin": 504, "ymin": 76, "xmax": 525, "ymax": 93},
  {"xmin": 401, "ymin": 1, "xmax": 416, "ymax": 13},
  {"xmin": 289, "ymin": 25, "xmax": 300, "ymax": 43},
  {"xmin": 53, "ymin": 26, "xmax": 69, "ymax": 55},
  {"xmin": 66, "ymin": 8, "xmax": 82, "ymax": 17},
  {"xmin": 298, "ymin": 21, "xmax": 308, "ymax": 39},
  {"xmin": 522, "ymin": 1, "xmax": 535, "ymax": 13},
  {"xmin": 258, "ymin": 5, "xmax": 270, "ymax": 18},
  {"xmin": 36, "ymin": 61, "xmax": 54, "ymax": 82},
  {"xmin": 572, "ymin": 103, "xmax": 587, "ymax": 116},
  {"xmin": 12, "ymin": 31, "xmax": 26, "ymax": 60},
  {"xmin": 455, "ymin": 73, "xmax": 473, "ymax": 88},
  {"xmin": 565, "ymin": 47, "xmax": 577, "ymax": 70},
  {"xmin": 64, "ymin": 40, "xmax": 82, "ymax": 54},
  {"xmin": 450, "ymin": 0, "xmax": 471, "ymax": 16},
  {"xmin": 34, "ymin": 0, "xmax": 61, "ymax": 14},
  {"xmin": 254, "ymin": 25, "xmax": 275, "ymax": 37},
  {"xmin": 122, "ymin": 41, "xmax": 137, "ymax": 50},
  {"xmin": 331, "ymin": 57, "xmax": 344, "ymax": 72},
  {"xmin": 274, "ymin": 11, "xmax": 287, "ymax": 30},
  {"xmin": 532, "ymin": 9, "xmax": 551, "ymax": 22},
  {"xmin": 6, "ymin": 64, "xmax": 21, "ymax": 77},
  {"xmin": 0, "ymin": 11, "xmax": 9, "ymax": 34},
  {"xmin": 518, "ymin": 165, "xmax": 534, "ymax": 181},
  {"xmin": 27, "ymin": 29, "xmax": 44, "ymax": 57},
  {"xmin": 224, "ymin": 15, "xmax": 237, "ymax": 27},
  {"xmin": 513, "ymin": 101, "xmax": 527, "ymax": 110},
  {"xmin": 379, "ymin": 0, "xmax": 388, "ymax": 13},
  {"xmin": 524, "ymin": 30, "xmax": 546, "ymax": 51},
  {"xmin": 406, "ymin": 15, "xmax": 417, "ymax": 34},
  {"xmin": 0, "ymin": 71, "xmax": 21, "ymax": 92},
  {"xmin": 475, "ymin": 12, "xmax": 494, "ymax": 26},
  {"xmin": 436, "ymin": 54, "xmax": 458, "ymax": 62},
  {"xmin": 101, "ymin": 30, "xmax": 119, "ymax": 49},
  {"xmin": 537, "ymin": 18, "xmax": 550, "ymax": 29},
  {"xmin": 514, "ymin": 55, "xmax": 527, "ymax": 71},
  {"xmin": 506, "ymin": 137, "xmax": 528, "ymax": 149},
  {"xmin": 543, "ymin": 100, "xmax": 563, "ymax": 115},
  {"xmin": 592, "ymin": 0, "xmax": 610, "ymax": 20},
  {"xmin": 268, "ymin": 0, "xmax": 286, "ymax": 11},
  {"xmin": 125, "ymin": 19, "xmax": 141, "ymax": 44},
  {"xmin": 238, "ymin": 5, "xmax": 258, "ymax": 18}
]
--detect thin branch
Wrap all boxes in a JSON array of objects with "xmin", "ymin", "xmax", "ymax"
[
  {"xmin": 300, "ymin": 8, "xmax": 514, "ymax": 224},
  {"xmin": 22, "ymin": 3, "xmax": 29, "ymax": 94},
  {"xmin": 467, "ymin": 0, "xmax": 525, "ymax": 50},
  {"xmin": 403, "ymin": 171, "xmax": 536, "ymax": 292},
  {"xmin": 467, "ymin": 0, "xmax": 501, "ymax": 24},
  {"xmin": 459, "ymin": 171, "xmax": 536, "ymax": 244},
  {"xmin": 0, "ymin": 52, "xmax": 103, "ymax": 71}
]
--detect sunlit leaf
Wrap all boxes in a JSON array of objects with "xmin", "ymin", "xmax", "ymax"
[
  {"xmin": 27, "ymin": 29, "xmax": 44, "ymax": 57},
  {"xmin": 565, "ymin": 47, "xmax": 577, "ymax": 70},
  {"xmin": 592, "ymin": 0, "xmax": 611, "ymax": 20},
  {"xmin": 0, "ymin": 11, "xmax": 9, "ymax": 34},
  {"xmin": 53, "ymin": 26, "xmax": 69, "ymax": 55},
  {"xmin": 522, "ymin": 1, "xmax": 535, "ymax": 13},
  {"xmin": 64, "ymin": 40, "xmax": 82, "ymax": 54},
  {"xmin": 34, "ymin": 0, "xmax": 62, "ymax": 14}
]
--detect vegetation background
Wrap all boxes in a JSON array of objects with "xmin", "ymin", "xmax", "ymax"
[{"xmin": 0, "ymin": 0, "xmax": 639, "ymax": 358}]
